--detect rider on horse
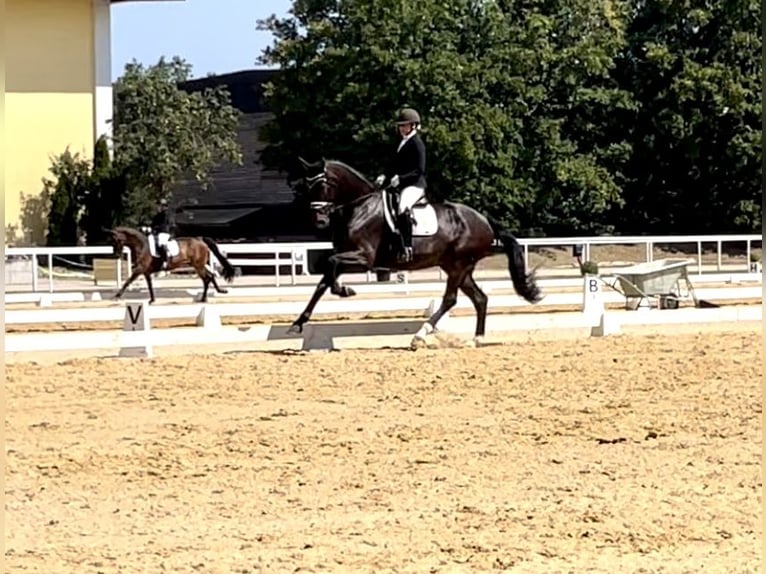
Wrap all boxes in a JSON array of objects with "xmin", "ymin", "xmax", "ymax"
[
  {"xmin": 151, "ymin": 198, "xmax": 174, "ymax": 269},
  {"xmin": 375, "ymin": 107, "xmax": 428, "ymax": 263}
]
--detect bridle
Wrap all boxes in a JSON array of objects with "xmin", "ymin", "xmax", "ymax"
[
  {"xmin": 304, "ymin": 170, "xmax": 335, "ymax": 214},
  {"xmin": 304, "ymin": 165, "xmax": 381, "ymax": 215}
]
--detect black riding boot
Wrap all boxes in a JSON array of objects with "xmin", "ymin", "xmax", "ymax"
[
  {"xmin": 158, "ymin": 245, "xmax": 169, "ymax": 270},
  {"xmin": 397, "ymin": 211, "xmax": 414, "ymax": 263}
]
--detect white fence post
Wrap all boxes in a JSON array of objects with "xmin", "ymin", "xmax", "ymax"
[
  {"xmin": 32, "ymin": 256, "xmax": 39, "ymax": 292},
  {"xmin": 47, "ymin": 253, "xmax": 54, "ymax": 293}
]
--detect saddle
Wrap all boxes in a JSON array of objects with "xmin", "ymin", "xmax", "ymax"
[
  {"xmin": 141, "ymin": 226, "xmax": 180, "ymax": 258},
  {"xmin": 382, "ymin": 189, "xmax": 437, "ymax": 237}
]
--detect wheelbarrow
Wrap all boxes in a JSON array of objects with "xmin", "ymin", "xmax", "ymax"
[{"xmin": 603, "ymin": 258, "xmax": 714, "ymax": 310}]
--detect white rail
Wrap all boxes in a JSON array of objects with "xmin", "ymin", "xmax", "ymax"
[
  {"xmin": 5, "ymin": 272, "xmax": 760, "ymax": 306},
  {"xmin": 5, "ymin": 234, "xmax": 761, "ymax": 292},
  {"xmin": 5, "ymin": 286, "xmax": 761, "ymax": 326}
]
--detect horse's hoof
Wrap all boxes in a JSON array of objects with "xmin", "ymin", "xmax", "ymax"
[
  {"xmin": 218, "ymin": 288, "xmax": 228, "ymax": 294},
  {"xmin": 149, "ymin": 300, "xmax": 155, "ymax": 305},
  {"xmin": 113, "ymin": 293, "xmax": 122, "ymax": 300},
  {"xmin": 410, "ymin": 335, "xmax": 428, "ymax": 350},
  {"xmin": 342, "ymin": 286, "xmax": 356, "ymax": 297},
  {"xmin": 287, "ymin": 323, "xmax": 303, "ymax": 335}
]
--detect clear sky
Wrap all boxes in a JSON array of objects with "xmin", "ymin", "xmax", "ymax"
[{"xmin": 110, "ymin": 0, "xmax": 293, "ymax": 81}]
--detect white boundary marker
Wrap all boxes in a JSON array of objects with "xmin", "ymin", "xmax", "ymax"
[
  {"xmin": 4, "ymin": 285, "xmax": 761, "ymax": 327},
  {"xmin": 4, "ymin": 304, "xmax": 761, "ymax": 355},
  {"xmin": 119, "ymin": 301, "xmax": 152, "ymax": 358}
]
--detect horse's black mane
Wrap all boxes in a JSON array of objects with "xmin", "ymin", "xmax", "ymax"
[{"xmin": 326, "ymin": 159, "xmax": 374, "ymax": 187}]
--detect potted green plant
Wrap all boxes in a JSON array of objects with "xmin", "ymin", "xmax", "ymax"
[
  {"xmin": 749, "ymin": 252, "xmax": 761, "ymax": 273},
  {"xmin": 579, "ymin": 260, "xmax": 599, "ymax": 276}
]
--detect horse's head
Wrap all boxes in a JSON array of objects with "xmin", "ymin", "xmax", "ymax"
[
  {"xmin": 297, "ymin": 156, "xmax": 377, "ymax": 229},
  {"xmin": 102, "ymin": 227, "xmax": 125, "ymax": 258},
  {"xmin": 104, "ymin": 226, "xmax": 146, "ymax": 259}
]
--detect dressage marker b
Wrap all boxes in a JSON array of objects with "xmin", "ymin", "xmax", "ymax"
[
  {"xmin": 119, "ymin": 301, "xmax": 153, "ymax": 358},
  {"xmin": 581, "ymin": 274, "xmax": 604, "ymax": 323}
]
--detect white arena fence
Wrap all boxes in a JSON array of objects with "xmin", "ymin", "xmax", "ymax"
[
  {"xmin": 5, "ymin": 283, "xmax": 761, "ymax": 328},
  {"xmin": 4, "ymin": 233, "xmax": 762, "ymax": 292},
  {"xmin": 5, "ymin": 284, "xmax": 762, "ymax": 355},
  {"xmin": 4, "ymin": 271, "xmax": 761, "ymax": 307}
]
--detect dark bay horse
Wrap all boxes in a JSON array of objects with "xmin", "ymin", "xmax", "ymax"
[
  {"xmin": 289, "ymin": 158, "xmax": 542, "ymax": 341},
  {"xmin": 107, "ymin": 226, "xmax": 237, "ymax": 303}
]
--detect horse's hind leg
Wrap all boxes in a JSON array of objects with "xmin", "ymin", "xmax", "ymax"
[
  {"xmin": 197, "ymin": 271, "xmax": 211, "ymax": 303},
  {"xmin": 413, "ymin": 266, "xmax": 467, "ymax": 343},
  {"xmin": 193, "ymin": 262, "xmax": 219, "ymax": 302},
  {"xmin": 210, "ymin": 274, "xmax": 228, "ymax": 294},
  {"xmin": 145, "ymin": 273, "xmax": 157, "ymax": 304},
  {"xmin": 459, "ymin": 271, "xmax": 488, "ymax": 339}
]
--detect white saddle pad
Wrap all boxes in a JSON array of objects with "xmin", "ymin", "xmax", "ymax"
[
  {"xmin": 411, "ymin": 204, "xmax": 438, "ymax": 237},
  {"xmin": 382, "ymin": 192, "xmax": 439, "ymax": 237},
  {"xmin": 148, "ymin": 236, "xmax": 180, "ymax": 258}
]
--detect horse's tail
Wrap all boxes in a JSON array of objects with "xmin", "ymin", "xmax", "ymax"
[
  {"xmin": 201, "ymin": 237, "xmax": 237, "ymax": 283},
  {"xmin": 486, "ymin": 217, "xmax": 542, "ymax": 304}
]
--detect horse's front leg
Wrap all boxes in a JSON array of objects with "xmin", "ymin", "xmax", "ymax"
[
  {"xmin": 113, "ymin": 267, "xmax": 144, "ymax": 300},
  {"xmin": 288, "ymin": 249, "xmax": 372, "ymax": 334},
  {"xmin": 287, "ymin": 274, "xmax": 332, "ymax": 334}
]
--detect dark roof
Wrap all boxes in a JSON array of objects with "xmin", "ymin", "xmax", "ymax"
[
  {"xmin": 175, "ymin": 207, "xmax": 261, "ymax": 226},
  {"xmin": 178, "ymin": 69, "xmax": 279, "ymax": 114},
  {"xmin": 172, "ymin": 69, "xmax": 294, "ymax": 209}
]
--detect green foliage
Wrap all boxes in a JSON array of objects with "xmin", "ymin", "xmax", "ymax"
[
  {"xmin": 44, "ymin": 149, "xmax": 92, "ymax": 246},
  {"xmin": 256, "ymin": 0, "xmax": 760, "ymax": 235},
  {"xmin": 615, "ymin": 0, "xmax": 761, "ymax": 233},
  {"xmin": 41, "ymin": 56, "xmax": 245, "ymax": 244},
  {"xmin": 579, "ymin": 260, "xmax": 600, "ymax": 275},
  {"xmin": 257, "ymin": 0, "xmax": 633, "ymax": 234},
  {"xmin": 112, "ymin": 56, "xmax": 243, "ymax": 224},
  {"xmin": 78, "ymin": 135, "xmax": 126, "ymax": 245}
]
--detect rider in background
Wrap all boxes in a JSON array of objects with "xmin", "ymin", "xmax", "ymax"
[
  {"xmin": 375, "ymin": 107, "xmax": 427, "ymax": 263},
  {"xmin": 151, "ymin": 198, "xmax": 174, "ymax": 270}
]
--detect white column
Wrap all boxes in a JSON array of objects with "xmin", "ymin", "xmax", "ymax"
[{"xmin": 93, "ymin": 0, "xmax": 113, "ymax": 154}]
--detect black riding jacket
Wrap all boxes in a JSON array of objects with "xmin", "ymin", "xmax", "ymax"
[
  {"xmin": 385, "ymin": 132, "xmax": 427, "ymax": 190},
  {"xmin": 151, "ymin": 208, "xmax": 173, "ymax": 234}
]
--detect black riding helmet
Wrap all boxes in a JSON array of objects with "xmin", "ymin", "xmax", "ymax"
[{"xmin": 396, "ymin": 107, "xmax": 421, "ymax": 126}]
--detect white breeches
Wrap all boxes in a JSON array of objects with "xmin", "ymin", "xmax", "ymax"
[
  {"xmin": 398, "ymin": 186, "xmax": 424, "ymax": 214},
  {"xmin": 156, "ymin": 232, "xmax": 170, "ymax": 247}
]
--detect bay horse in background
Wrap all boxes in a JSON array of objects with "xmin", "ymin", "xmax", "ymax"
[
  {"xmin": 289, "ymin": 157, "xmax": 542, "ymax": 343},
  {"xmin": 106, "ymin": 226, "xmax": 237, "ymax": 304}
]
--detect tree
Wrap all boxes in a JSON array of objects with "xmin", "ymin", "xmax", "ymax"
[
  {"xmin": 615, "ymin": 0, "xmax": 761, "ymax": 233},
  {"xmin": 256, "ymin": 0, "xmax": 632, "ymax": 234},
  {"xmin": 112, "ymin": 56, "xmax": 243, "ymax": 224},
  {"xmin": 78, "ymin": 135, "xmax": 126, "ymax": 245},
  {"xmin": 44, "ymin": 148, "xmax": 92, "ymax": 246}
]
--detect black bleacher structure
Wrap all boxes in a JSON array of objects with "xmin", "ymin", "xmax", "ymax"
[{"xmin": 172, "ymin": 69, "xmax": 318, "ymax": 243}]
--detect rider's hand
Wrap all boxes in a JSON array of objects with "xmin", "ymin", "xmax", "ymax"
[
  {"xmin": 375, "ymin": 174, "xmax": 386, "ymax": 187},
  {"xmin": 390, "ymin": 175, "xmax": 400, "ymax": 188}
]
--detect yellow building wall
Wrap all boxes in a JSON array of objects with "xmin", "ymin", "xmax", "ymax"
[{"xmin": 5, "ymin": 0, "xmax": 95, "ymax": 244}]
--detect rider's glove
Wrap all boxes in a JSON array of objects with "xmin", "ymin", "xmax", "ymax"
[
  {"xmin": 374, "ymin": 174, "xmax": 386, "ymax": 187},
  {"xmin": 390, "ymin": 175, "xmax": 400, "ymax": 188}
]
